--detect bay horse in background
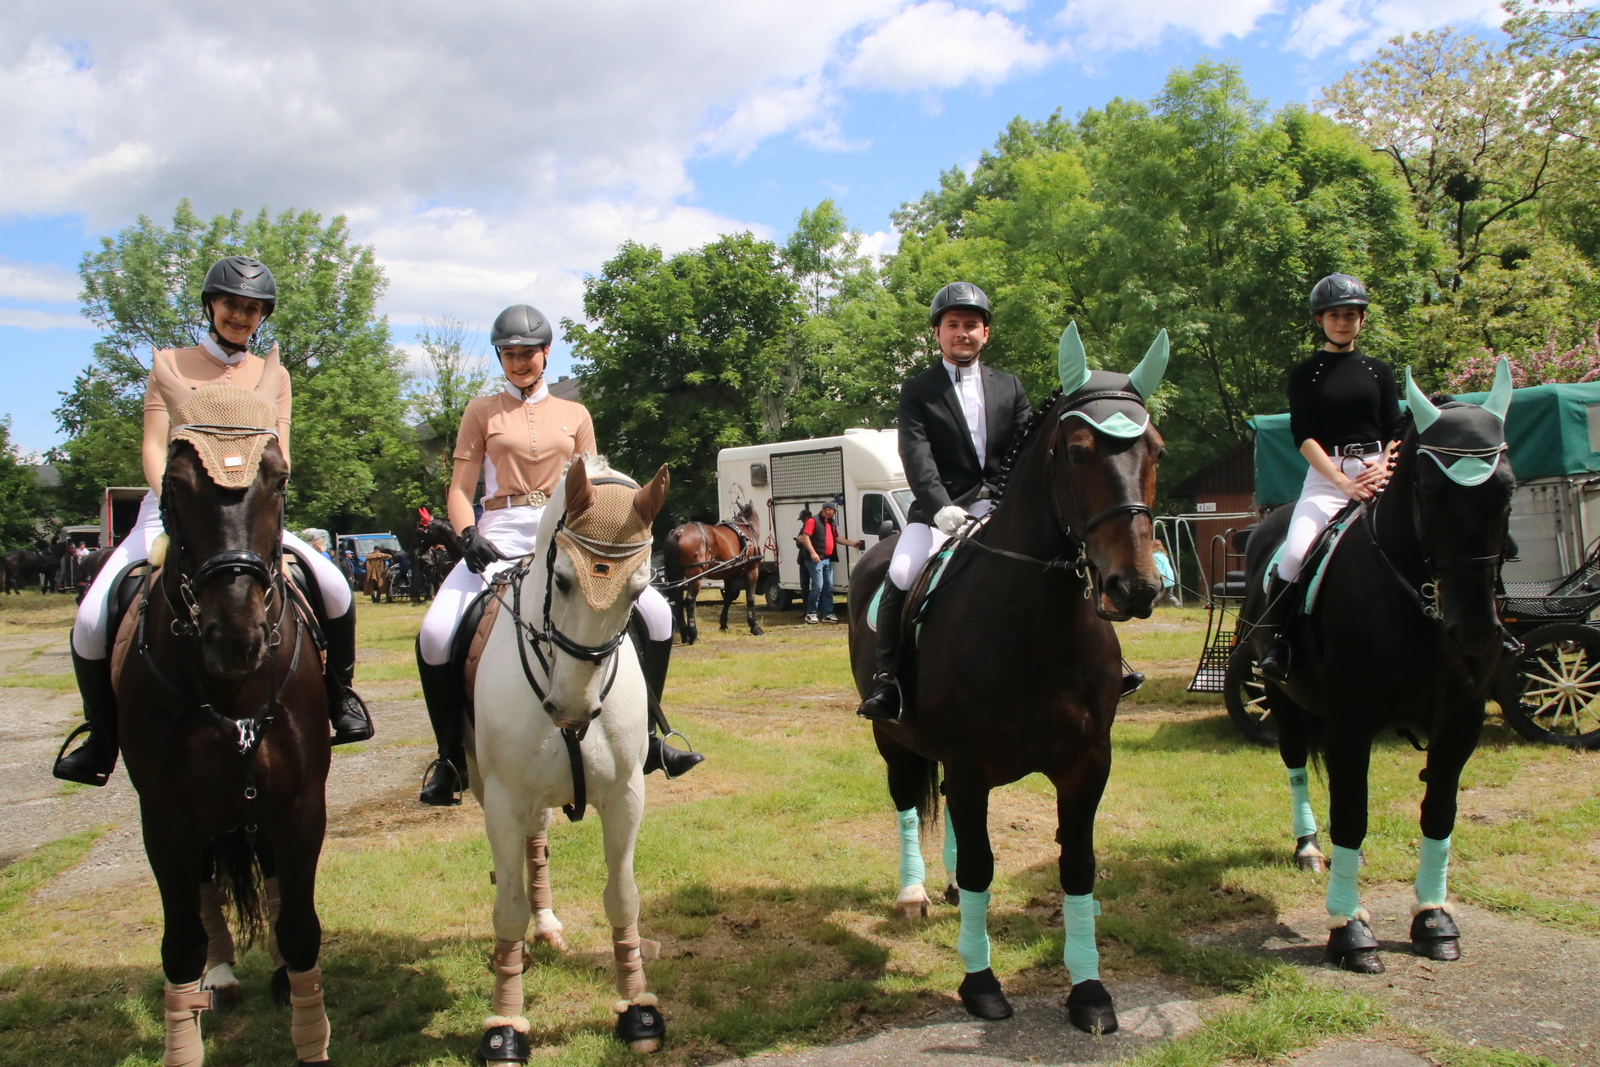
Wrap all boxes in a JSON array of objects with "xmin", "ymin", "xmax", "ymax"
[
  {"xmin": 848, "ymin": 324, "xmax": 1170, "ymax": 1034},
  {"xmin": 1239, "ymin": 361, "xmax": 1516, "ymax": 974},
  {"xmin": 662, "ymin": 502, "xmax": 763, "ymax": 643},
  {"xmin": 3, "ymin": 540, "xmax": 66, "ymax": 594},
  {"xmin": 413, "ymin": 506, "xmax": 461, "ymax": 602},
  {"xmin": 113, "ymin": 385, "xmax": 335, "ymax": 1065}
]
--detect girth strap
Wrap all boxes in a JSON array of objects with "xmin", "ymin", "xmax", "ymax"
[{"xmin": 562, "ymin": 727, "xmax": 587, "ymax": 822}]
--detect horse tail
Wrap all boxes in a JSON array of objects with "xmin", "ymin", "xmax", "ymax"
[
  {"xmin": 663, "ymin": 528, "xmax": 686, "ymax": 586},
  {"xmin": 209, "ymin": 829, "xmax": 266, "ymax": 949}
]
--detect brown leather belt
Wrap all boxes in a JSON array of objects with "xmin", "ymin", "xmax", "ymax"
[{"xmin": 482, "ymin": 491, "xmax": 548, "ymax": 512}]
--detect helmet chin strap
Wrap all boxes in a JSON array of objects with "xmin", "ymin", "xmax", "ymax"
[{"xmin": 204, "ymin": 300, "xmax": 250, "ymax": 355}]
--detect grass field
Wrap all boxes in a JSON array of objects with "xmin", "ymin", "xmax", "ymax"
[{"xmin": 0, "ymin": 592, "xmax": 1592, "ymax": 1066}]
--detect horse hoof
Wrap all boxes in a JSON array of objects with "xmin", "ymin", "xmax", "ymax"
[
  {"xmin": 1325, "ymin": 918, "xmax": 1385, "ymax": 974},
  {"xmin": 477, "ymin": 1021, "xmax": 531, "ymax": 1063},
  {"xmin": 271, "ymin": 965, "xmax": 291, "ymax": 1006},
  {"xmin": 616, "ymin": 1002, "xmax": 666, "ymax": 1052},
  {"xmin": 958, "ymin": 968, "xmax": 1013, "ymax": 1020},
  {"xmin": 1293, "ymin": 834, "xmax": 1325, "ymax": 873},
  {"xmin": 205, "ymin": 982, "xmax": 238, "ymax": 1013},
  {"xmin": 750, "ymin": 626, "xmax": 764, "ymax": 636},
  {"xmin": 533, "ymin": 928, "xmax": 570, "ymax": 954},
  {"xmin": 1410, "ymin": 908, "xmax": 1460, "ymax": 961},
  {"xmin": 943, "ymin": 884, "xmax": 959, "ymax": 907},
  {"xmin": 1065, "ymin": 979, "xmax": 1119, "ymax": 1035},
  {"xmin": 893, "ymin": 893, "xmax": 930, "ymax": 920}
]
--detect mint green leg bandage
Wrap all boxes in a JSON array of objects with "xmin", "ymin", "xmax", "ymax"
[
  {"xmin": 1326, "ymin": 844, "xmax": 1362, "ymax": 921},
  {"xmin": 1061, "ymin": 893, "xmax": 1101, "ymax": 984},
  {"xmin": 1415, "ymin": 835, "xmax": 1451, "ymax": 905},
  {"xmin": 897, "ymin": 808, "xmax": 925, "ymax": 891},
  {"xmin": 943, "ymin": 816, "xmax": 958, "ymax": 884},
  {"xmin": 957, "ymin": 889, "xmax": 991, "ymax": 973},
  {"xmin": 1287, "ymin": 767, "xmax": 1317, "ymax": 839}
]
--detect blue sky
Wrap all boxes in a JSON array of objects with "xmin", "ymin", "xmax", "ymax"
[{"xmin": 0, "ymin": 0, "xmax": 1505, "ymax": 456}]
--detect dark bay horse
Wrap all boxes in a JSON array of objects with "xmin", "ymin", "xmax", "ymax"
[
  {"xmin": 662, "ymin": 502, "xmax": 763, "ymax": 642},
  {"xmin": 114, "ymin": 387, "xmax": 334, "ymax": 1064},
  {"xmin": 1241, "ymin": 360, "xmax": 1515, "ymax": 973},
  {"xmin": 413, "ymin": 508, "xmax": 461, "ymax": 601},
  {"xmin": 849, "ymin": 324, "xmax": 1169, "ymax": 1033}
]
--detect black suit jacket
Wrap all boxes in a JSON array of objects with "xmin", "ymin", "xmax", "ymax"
[{"xmin": 898, "ymin": 362, "xmax": 1032, "ymax": 525}]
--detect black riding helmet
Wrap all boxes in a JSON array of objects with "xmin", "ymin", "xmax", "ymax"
[
  {"xmin": 202, "ymin": 255, "xmax": 277, "ymax": 317},
  {"xmin": 491, "ymin": 304, "xmax": 554, "ymax": 349},
  {"xmin": 929, "ymin": 281, "xmax": 991, "ymax": 328},
  {"xmin": 1309, "ymin": 273, "xmax": 1370, "ymax": 316}
]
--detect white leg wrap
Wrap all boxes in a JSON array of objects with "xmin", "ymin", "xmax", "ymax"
[
  {"xmin": 287, "ymin": 967, "xmax": 331, "ymax": 1063},
  {"xmin": 492, "ymin": 939, "xmax": 525, "ymax": 1018},
  {"xmin": 162, "ymin": 979, "xmax": 210, "ymax": 1067}
]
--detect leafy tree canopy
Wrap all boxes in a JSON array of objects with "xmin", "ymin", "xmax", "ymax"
[{"xmin": 0, "ymin": 417, "xmax": 45, "ymax": 550}]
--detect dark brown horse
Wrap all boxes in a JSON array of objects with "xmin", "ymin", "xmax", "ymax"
[
  {"xmin": 413, "ymin": 508, "xmax": 461, "ymax": 602},
  {"xmin": 848, "ymin": 325, "xmax": 1168, "ymax": 1033},
  {"xmin": 662, "ymin": 502, "xmax": 763, "ymax": 642},
  {"xmin": 114, "ymin": 392, "xmax": 334, "ymax": 1064}
]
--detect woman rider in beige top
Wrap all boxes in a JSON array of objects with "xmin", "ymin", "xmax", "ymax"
[
  {"xmin": 413, "ymin": 303, "xmax": 696, "ymax": 806},
  {"xmin": 54, "ymin": 256, "xmax": 373, "ymax": 786}
]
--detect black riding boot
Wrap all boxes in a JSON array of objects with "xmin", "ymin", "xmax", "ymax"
[
  {"xmin": 53, "ymin": 646, "xmax": 119, "ymax": 786},
  {"xmin": 857, "ymin": 582, "xmax": 907, "ymax": 722},
  {"xmin": 417, "ymin": 646, "xmax": 468, "ymax": 806},
  {"xmin": 1258, "ymin": 575, "xmax": 1296, "ymax": 685},
  {"xmin": 322, "ymin": 608, "xmax": 374, "ymax": 744},
  {"xmin": 634, "ymin": 616, "xmax": 703, "ymax": 779}
]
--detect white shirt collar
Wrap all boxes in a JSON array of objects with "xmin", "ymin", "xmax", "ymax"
[
  {"xmin": 505, "ymin": 381, "xmax": 549, "ymax": 404},
  {"xmin": 199, "ymin": 335, "xmax": 248, "ymax": 366},
  {"xmin": 942, "ymin": 358, "xmax": 981, "ymax": 382}
]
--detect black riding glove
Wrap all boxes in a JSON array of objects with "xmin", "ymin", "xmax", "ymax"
[{"xmin": 461, "ymin": 525, "xmax": 507, "ymax": 574}]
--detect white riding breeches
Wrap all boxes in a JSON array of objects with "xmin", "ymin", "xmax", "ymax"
[
  {"xmin": 887, "ymin": 499, "xmax": 992, "ymax": 591},
  {"xmin": 72, "ymin": 490, "xmax": 355, "ymax": 660},
  {"xmin": 416, "ymin": 504, "xmax": 671, "ymax": 666},
  {"xmin": 1277, "ymin": 455, "xmax": 1380, "ymax": 583}
]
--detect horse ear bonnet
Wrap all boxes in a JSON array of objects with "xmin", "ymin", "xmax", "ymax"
[
  {"xmin": 170, "ymin": 385, "xmax": 280, "ymax": 490},
  {"xmin": 1056, "ymin": 322, "xmax": 1167, "ymax": 439},
  {"xmin": 1407, "ymin": 363, "xmax": 1512, "ymax": 487},
  {"xmin": 556, "ymin": 469, "xmax": 656, "ymax": 611}
]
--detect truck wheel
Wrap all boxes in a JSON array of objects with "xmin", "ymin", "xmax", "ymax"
[{"xmin": 761, "ymin": 575, "xmax": 791, "ymax": 610}]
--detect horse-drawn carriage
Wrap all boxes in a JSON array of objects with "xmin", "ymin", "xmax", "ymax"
[{"xmin": 1190, "ymin": 378, "xmax": 1600, "ymax": 750}]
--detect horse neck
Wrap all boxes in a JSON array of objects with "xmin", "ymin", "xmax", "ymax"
[
  {"xmin": 1373, "ymin": 432, "xmax": 1425, "ymax": 569},
  {"xmin": 982, "ymin": 410, "xmax": 1079, "ymax": 564}
]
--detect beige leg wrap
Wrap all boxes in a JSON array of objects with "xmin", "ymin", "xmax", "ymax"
[
  {"xmin": 198, "ymin": 881, "xmax": 236, "ymax": 970},
  {"xmin": 525, "ymin": 834, "xmax": 554, "ymax": 912},
  {"xmin": 264, "ymin": 877, "xmax": 286, "ymax": 970},
  {"xmin": 162, "ymin": 979, "xmax": 210, "ymax": 1067},
  {"xmin": 287, "ymin": 967, "xmax": 331, "ymax": 1063},
  {"xmin": 492, "ymin": 939, "xmax": 526, "ymax": 1018},
  {"xmin": 612, "ymin": 924, "xmax": 646, "ymax": 1000}
]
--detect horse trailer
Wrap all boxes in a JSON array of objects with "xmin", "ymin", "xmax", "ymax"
[{"xmin": 716, "ymin": 430, "xmax": 912, "ymax": 608}]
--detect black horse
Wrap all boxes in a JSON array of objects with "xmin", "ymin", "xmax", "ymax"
[
  {"xmin": 1241, "ymin": 361, "xmax": 1515, "ymax": 973},
  {"xmin": 413, "ymin": 508, "xmax": 462, "ymax": 602}
]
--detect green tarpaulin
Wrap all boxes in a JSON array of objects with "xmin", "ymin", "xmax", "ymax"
[{"xmin": 1249, "ymin": 381, "xmax": 1600, "ymax": 507}]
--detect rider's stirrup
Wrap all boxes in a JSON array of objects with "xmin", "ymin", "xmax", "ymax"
[
  {"xmin": 329, "ymin": 688, "xmax": 374, "ymax": 745},
  {"xmin": 418, "ymin": 758, "xmax": 465, "ymax": 806}
]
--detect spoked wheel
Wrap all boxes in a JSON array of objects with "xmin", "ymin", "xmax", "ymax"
[
  {"xmin": 1225, "ymin": 643, "xmax": 1279, "ymax": 746},
  {"xmin": 1495, "ymin": 622, "xmax": 1600, "ymax": 749}
]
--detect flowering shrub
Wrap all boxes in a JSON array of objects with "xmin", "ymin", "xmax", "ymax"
[{"xmin": 1445, "ymin": 323, "xmax": 1600, "ymax": 392}]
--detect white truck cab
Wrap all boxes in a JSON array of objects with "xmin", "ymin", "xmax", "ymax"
[{"xmin": 716, "ymin": 429, "xmax": 912, "ymax": 608}]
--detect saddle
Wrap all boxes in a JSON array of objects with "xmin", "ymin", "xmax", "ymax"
[
  {"xmin": 1264, "ymin": 498, "xmax": 1364, "ymax": 617},
  {"xmin": 864, "ymin": 531, "xmax": 980, "ymax": 718},
  {"xmin": 452, "ymin": 585, "xmax": 505, "ymax": 725}
]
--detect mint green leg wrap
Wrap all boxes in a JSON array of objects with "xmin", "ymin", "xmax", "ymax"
[
  {"xmin": 1326, "ymin": 844, "xmax": 1362, "ymax": 921},
  {"xmin": 1060, "ymin": 893, "xmax": 1101, "ymax": 984},
  {"xmin": 897, "ymin": 808, "xmax": 925, "ymax": 891},
  {"xmin": 1415, "ymin": 835, "xmax": 1451, "ymax": 905},
  {"xmin": 1287, "ymin": 767, "xmax": 1317, "ymax": 839},
  {"xmin": 956, "ymin": 889, "xmax": 991, "ymax": 973},
  {"xmin": 942, "ymin": 815, "xmax": 957, "ymax": 884}
]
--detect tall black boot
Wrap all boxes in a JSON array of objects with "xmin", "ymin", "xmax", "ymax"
[
  {"xmin": 1257, "ymin": 574, "xmax": 1296, "ymax": 685},
  {"xmin": 417, "ymin": 642, "xmax": 467, "ymax": 806},
  {"xmin": 857, "ymin": 582, "xmax": 907, "ymax": 722},
  {"xmin": 53, "ymin": 645, "xmax": 120, "ymax": 786},
  {"xmin": 633, "ymin": 611, "xmax": 703, "ymax": 779},
  {"xmin": 322, "ymin": 608, "xmax": 374, "ymax": 744}
]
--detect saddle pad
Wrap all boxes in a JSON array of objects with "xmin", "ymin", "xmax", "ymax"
[
  {"xmin": 462, "ymin": 592, "xmax": 505, "ymax": 702},
  {"xmin": 1302, "ymin": 510, "xmax": 1360, "ymax": 615},
  {"xmin": 109, "ymin": 584, "xmax": 143, "ymax": 687},
  {"xmin": 863, "ymin": 538, "xmax": 958, "ymax": 634}
]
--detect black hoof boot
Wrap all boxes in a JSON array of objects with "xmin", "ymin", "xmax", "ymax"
[
  {"xmin": 477, "ymin": 1022, "xmax": 531, "ymax": 1062},
  {"xmin": 1410, "ymin": 908, "xmax": 1461, "ymax": 961},
  {"xmin": 957, "ymin": 968, "xmax": 1013, "ymax": 1020},
  {"xmin": 1325, "ymin": 918, "xmax": 1384, "ymax": 973},
  {"xmin": 615, "ymin": 1001, "xmax": 667, "ymax": 1052},
  {"xmin": 1065, "ymin": 979, "xmax": 1119, "ymax": 1035},
  {"xmin": 1293, "ymin": 834, "xmax": 1326, "ymax": 873},
  {"xmin": 419, "ymin": 757, "xmax": 466, "ymax": 807},
  {"xmin": 271, "ymin": 965, "xmax": 290, "ymax": 1006},
  {"xmin": 1119, "ymin": 671, "xmax": 1145, "ymax": 697},
  {"xmin": 1259, "ymin": 639, "xmax": 1290, "ymax": 685}
]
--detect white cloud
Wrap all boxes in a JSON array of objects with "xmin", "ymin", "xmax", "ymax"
[
  {"xmin": 1055, "ymin": 0, "xmax": 1280, "ymax": 49},
  {"xmin": 0, "ymin": 259, "xmax": 80, "ymax": 303},
  {"xmin": 842, "ymin": 2, "xmax": 1054, "ymax": 92},
  {"xmin": 1287, "ymin": 0, "xmax": 1504, "ymax": 56},
  {"xmin": 0, "ymin": 308, "xmax": 93, "ymax": 330}
]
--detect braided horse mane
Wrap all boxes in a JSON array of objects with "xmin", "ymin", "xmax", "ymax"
[{"xmin": 987, "ymin": 387, "xmax": 1066, "ymax": 511}]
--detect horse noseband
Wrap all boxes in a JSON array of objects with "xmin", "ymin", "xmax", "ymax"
[
  {"xmin": 191, "ymin": 550, "xmax": 275, "ymax": 592},
  {"xmin": 546, "ymin": 623, "xmax": 627, "ymax": 664}
]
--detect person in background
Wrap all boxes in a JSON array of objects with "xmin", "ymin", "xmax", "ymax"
[
  {"xmin": 795, "ymin": 507, "xmax": 813, "ymax": 612},
  {"xmin": 797, "ymin": 502, "xmax": 862, "ymax": 624},
  {"xmin": 1152, "ymin": 538, "xmax": 1179, "ymax": 607},
  {"xmin": 311, "ymin": 536, "xmax": 332, "ymax": 563}
]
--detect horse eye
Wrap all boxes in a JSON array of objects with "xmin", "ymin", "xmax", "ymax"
[
  {"xmin": 554, "ymin": 573, "xmax": 571, "ymax": 594},
  {"xmin": 1067, "ymin": 443, "xmax": 1095, "ymax": 464}
]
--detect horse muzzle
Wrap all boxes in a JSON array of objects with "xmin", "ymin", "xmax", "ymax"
[
  {"xmin": 1097, "ymin": 571, "xmax": 1158, "ymax": 622},
  {"xmin": 542, "ymin": 699, "xmax": 601, "ymax": 730}
]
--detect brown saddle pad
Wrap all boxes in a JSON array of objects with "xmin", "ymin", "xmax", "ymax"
[{"xmin": 461, "ymin": 592, "xmax": 504, "ymax": 704}]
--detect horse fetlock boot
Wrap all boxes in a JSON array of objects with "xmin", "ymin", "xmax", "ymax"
[
  {"xmin": 1294, "ymin": 833, "xmax": 1327, "ymax": 873},
  {"xmin": 614, "ymin": 993, "xmax": 666, "ymax": 1053},
  {"xmin": 1410, "ymin": 905, "xmax": 1461, "ymax": 961},
  {"xmin": 644, "ymin": 734, "xmax": 704, "ymax": 779},
  {"xmin": 323, "ymin": 609, "xmax": 374, "ymax": 744},
  {"xmin": 1325, "ymin": 915, "xmax": 1384, "ymax": 973},
  {"xmin": 1065, "ymin": 978, "xmax": 1119, "ymax": 1035},
  {"xmin": 53, "ymin": 649, "xmax": 119, "ymax": 786},
  {"xmin": 957, "ymin": 967, "xmax": 1014, "ymax": 1020},
  {"xmin": 478, "ymin": 1017, "xmax": 532, "ymax": 1063},
  {"xmin": 417, "ymin": 654, "xmax": 468, "ymax": 805}
]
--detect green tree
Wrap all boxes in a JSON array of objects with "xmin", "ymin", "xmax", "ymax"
[
  {"xmin": 0, "ymin": 417, "xmax": 45, "ymax": 549},
  {"xmin": 565, "ymin": 234, "xmax": 803, "ymax": 524},
  {"xmin": 57, "ymin": 201, "xmax": 420, "ymax": 527},
  {"xmin": 407, "ymin": 316, "xmax": 494, "ymax": 497}
]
